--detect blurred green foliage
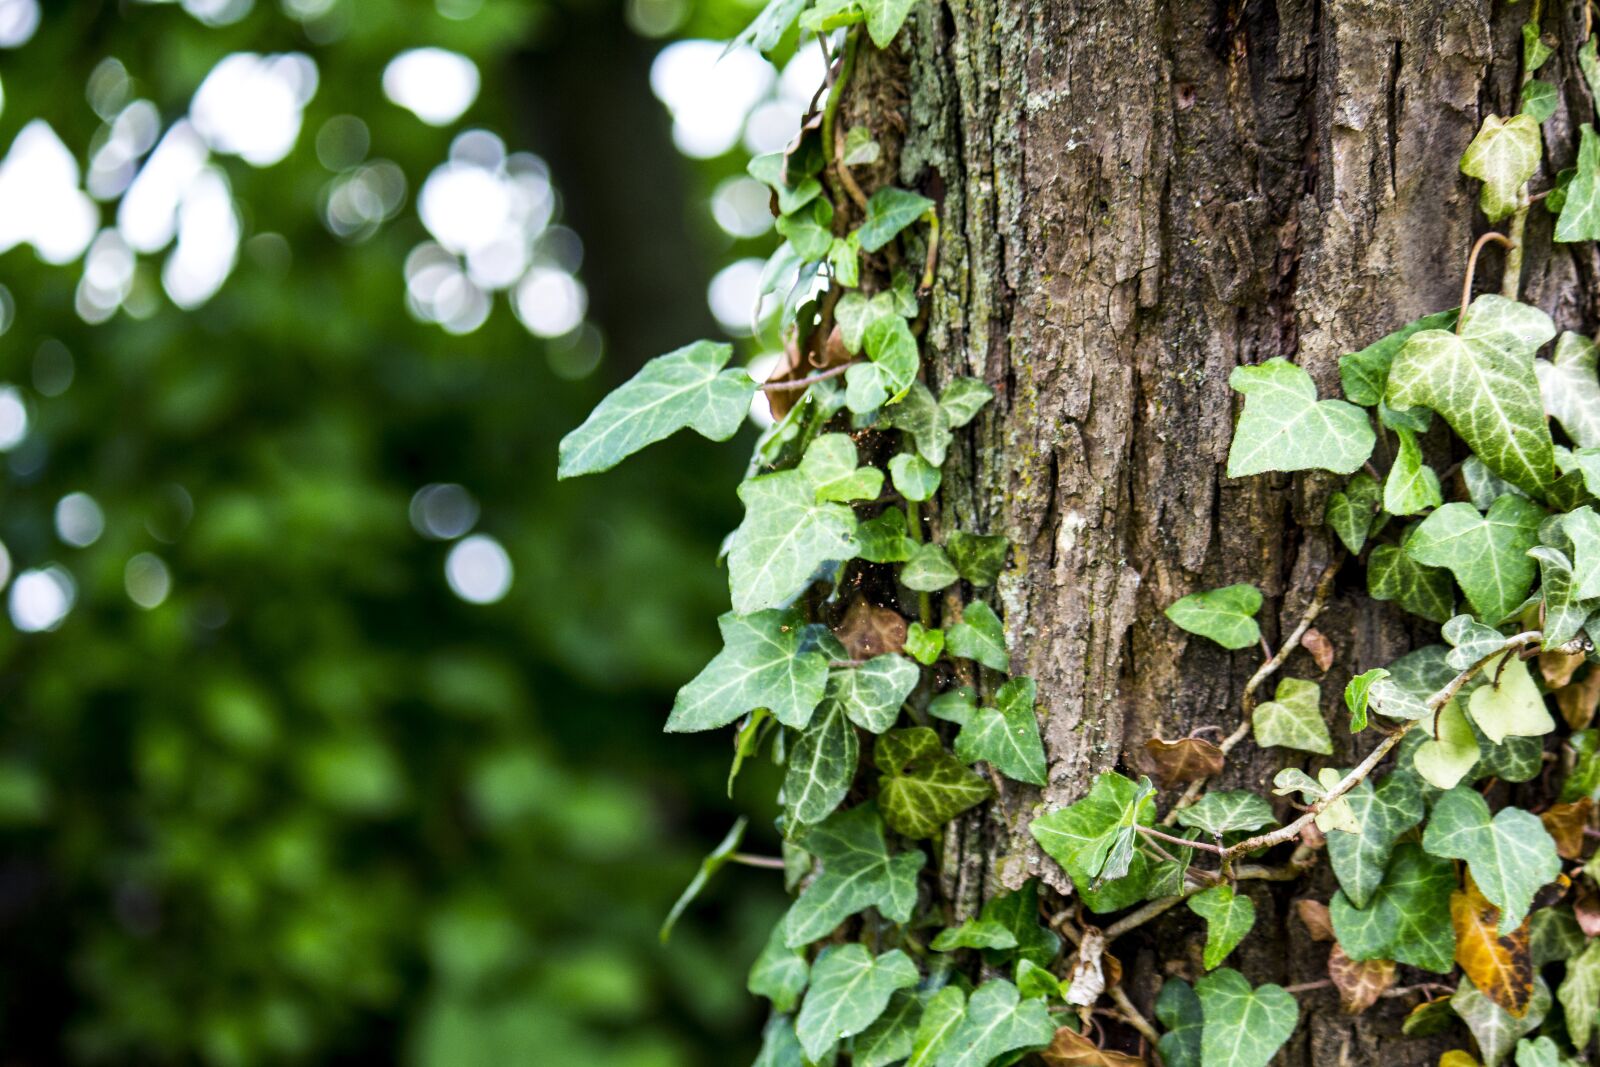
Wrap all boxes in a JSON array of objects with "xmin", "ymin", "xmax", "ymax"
[{"xmin": 0, "ymin": 0, "xmax": 786, "ymax": 1063}]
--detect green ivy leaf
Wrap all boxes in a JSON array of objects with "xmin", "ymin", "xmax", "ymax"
[
  {"xmin": 864, "ymin": 315, "xmax": 919, "ymax": 400},
  {"xmin": 1367, "ymin": 644, "xmax": 1455, "ymax": 722},
  {"xmin": 857, "ymin": 508, "xmax": 917, "ymax": 563},
  {"xmin": 783, "ymin": 804, "xmax": 925, "ymax": 947},
  {"xmin": 558, "ymin": 340, "xmax": 753, "ymax": 478},
  {"xmin": 930, "ymin": 918, "xmax": 1018, "ymax": 952},
  {"xmin": 1029, "ymin": 771, "xmax": 1155, "ymax": 888},
  {"xmin": 1369, "ymin": 538, "xmax": 1456, "ymax": 625},
  {"xmin": 1194, "ymin": 968, "xmax": 1298, "ymax": 1067},
  {"xmin": 1530, "ymin": 906, "xmax": 1586, "ymax": 966},
  {"xmin": 1528, "ymin": 544, "xmax": 1597, "ymax": 649},
  {"xmin": 1521, "ymin": 79, "xmax": 1558, "ymax": 123},
  {"xmin": 1187, "ymin": 884, "xmax": 1256, "ymax": 970},
  {"xmin": 1453, "ymin": 975, "xmax": 1550, "ymax": 1067},
  {"xmin": 1329, "ymin": 842, "xmax": 1456, "ymax": 973},
  {"xmin": 1252, "ymin": 677, "xmax": 1333, "ymax": 754},
  {"xmin": 1226, "ymin": 358, "xmax": 1376, "ymax": 477},
  {"xmin": 1326, "ymin": 773, "xmax": 1424, "ymax": 908},
  {"xmin": 885, "ymin": 384, "xmax": 952, "ymax": 466},
  {"xmin": 835, "ymin": 291, "xmax": 903, "ymax": 354},
  {"xmin": 1164, "ymin": 583, "xmax": 1262, "ymax": 650},
  {"xmin": 796, "ymin": 944, "xmax": 920, "ymax": 1061},
  {"xmin": 1014, "ymin": 959, "xmax": 1065, "ymax": 1001},
  {"xmin": 1173, "ymin": 791, "xmax": 1276, "ymax": 837},
  {"xmin": 907, "ymin": 986, "xmax": 965, "ymax": 1067},
  {"xmin": 953, "ymin": 676, "xmax": 1047, "ymax": 785},
  {"xmin": 946, "ymin": 531, "xmax": 1009, "ymax": 586},
  {"xmin": 841, "ymin": 126, "xmax": 881, "ymax": 166},
  {"xmin": 660, "ymin": 817, "xmax": 747, "ymax": 943},
  {"xmin": 939, "ymin": 378, "xmax": 994, "ymax": 427},
  {"xmin": 1461, "ymin": 113, "xmax": 1541, "ymax": 222},
  {"xmin": 1465, "ymin": 652, "xmax": 1554, "ymax": 744},
  {"xmin": 749, "ymin": 152, "xmax": 824, "ymax": 217},
  {"xmin": 901, "ymin": 543, "xmax": 960, "ymax": 591},
  {"xmin": 1344, "ymin": 667, "xmax": 1389, "ymax": 732},
  {"xmin": 1465, "ymin": 455, "xmax": 1525, "ymax": 510},
  {"xmin": 751, "ymin": 1015, "xmax": 810, "ymax": 1067},
  {"xmin": 1566, "ymin": 505, "xmax": 1600, "ymax": 600},
  {"xmin": 1524, "ymin": 22, "xmax": 1553, "ymax": 72},
  {"xmin": 1155, "ymin": 978, "xmax": 1204, "ymax": 1067},
  {"xmin": 749, "ymin": 921, "xmax": 810, "ymax": 1013},
  {"xmin": 784, "ymin": 702, "xmax": 859, "ymax": 829},
  {"xmin": 904, "ymin": 623, "xmax": 944, "ymax": 665},
  {"xmin": 933, "ymin": 979, "xmax": 1054, "ymax": 1067},
  {"xmin": 858, "ymin": 187, "xmax": 934, "ymax": 252},
  {"xmin": 1325, "ymin": 472, "xmax": 1384, "ymax": 553},
  {"xmin": 1405, "ymin": 496, "xmax": 1544, "ymax": 624},
  {"xmin": 876, "ymin": 727, "xmax": 991, "ymax": 838},
  {"xmin": 889, "ymin": 452, "xmax": 941, "ymax": 501},
  {"xmin": 1556, "ymin": 124, "xmax": 1600, "ymax": 242},
  {"xmin": 1339, "ymin": 309, "xmax": 1459, "ymax": 406},
  {"xmin": 669, "ymin": 609, "xmax": 830, "ymax": 732},
  {"xmin": 829, "ymin": 655, "xmax": 920, "ymax": 733},
  {"xmin": 854, "ymin": 990, "xmax": 921, "ymax": 1067},
  {"xmin": 1411, "ymin": 700, "xmax": 1482, "ymax": 790},
  {"xmin": 1444, "ymin": 614, "xmax": 1516, "ymax": 671},
  {"xmin": 1422, "ymin": 786, "xmax": 1560, "ymax": 932},
  {"xmin": 928, "ymin": 687, "xmax": 977, "ymax": 726},
  {"xmin": 1536, "ymin": 332, "xmax": 1600, "ymax": 448},
  {"xmin": 1384, "ymin": 428, "xmax": 1443, "ymax": 515},
  {"xmin": 731, "ymin": 0, "xmax": 810, "ymax": 53},
  {"xmin": 1387, "ymin": 294, "xmax": 1557, "ymax": 498},
  {"xmin": 1558, "ymin": 938, "xmax": 1600, "ymax": 1050},
  {"xmin": 777, "ymin": 198, "xmax": 835, "ymax": 261},
  {"xmin": 945, "ymin": 602, "xmax": 1009, "ymax": 671},
  {"xmin": 979, "ymin": 880, "xmax": 1062, "ymax": 969}
]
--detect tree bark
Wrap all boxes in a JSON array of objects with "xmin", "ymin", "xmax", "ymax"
[{"xmin": 861, "ymin": 1, "xmax": 1594, "ymax": 1061}]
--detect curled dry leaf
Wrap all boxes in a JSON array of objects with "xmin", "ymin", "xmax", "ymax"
[
  {"xmin": 1576, "ymin": 883, "xmax": 1600, "ymax": 937},
  {"xmin": 1040, "ymin": 1026, "xmax": 1147, "ymax": 1067},
  {"xmin": 1302, "ymin": 627, "xmax": 1335, "ymax": 672},
  {"xmin": 1539, "ymin": 797, "xmax": 1592, "ymax": 860},
  {"xmin": 833, "ymin": 597, "xmax": 907, "ymax": 660},
  {"xmin": 1327, "ymin": 943, "xmax": 1395, "ymax": 1014},
  {"xmin": 764, "ymin": 325, "xmax": 852, "ymax": 419},
  {"xmin": 1066, "ymin": 927, "xmax": 1109, "ymax": 1006},
  {"xmin": 1451, "ymin": 877, "xmax": 1535, "ymax": 1018},
  {"xmin": 1142, "ymin": 736, "xmax": 1225, "ymax": 788},
  {"xmin": 1295, "ymin": 898, "xmax": 1335, "ymax": 942},
  {"xmin": 1558, "ymin": 667, "xmax": 1600, "ymax": 730},
  {"xmin": 1540, "ymin": 649, "xmax": 1586, "ymax": 690}
]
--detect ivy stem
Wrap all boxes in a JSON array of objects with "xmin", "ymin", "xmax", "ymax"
[
  {"xmin": 1504, "ymin": 0, "xmax": 1543, "ymax": 299},
  {"xmin": 1458, "ymin": 231, "xmax": 1513, "ymax": 330},
  {"xmin": 1138, "ymin": 825, "xmax": 1226, "ymax": 856},
  {"xmin": 833, "ymin": 124, "xmax": 870, "ymax": 212},
  {"xmin": 728, "ymin": 853, "xmax": 787, "ymax": 870},
  {"xmin": 1101, "ymin": 860, "xmax": 1304, "ymax": 940},
  {"xmin": 905, "ymin": 496, "xmax": 934, "ymax": 628},
  {"xmin": 1106, "ymin": 985, "xmax": 1163, "ymax": 1054},
  {"xmin": 820, "ymin": 29, "xmax": 861, "ymax": 195},
  {"xmin": 759, "ymin": 360, "xmax": 859, "ymax": 392},
  {"xmin": 919, "ymin": 211, "xmax": 941, "ymax": 294}
]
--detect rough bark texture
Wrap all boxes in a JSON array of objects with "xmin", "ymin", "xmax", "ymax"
[{"xmin": 859, "ymin": 1, "xmax": 1596, "ymax": 1062}]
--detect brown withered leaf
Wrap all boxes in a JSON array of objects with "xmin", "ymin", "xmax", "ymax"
[
  {"xmin": 1533, "ymin": 873, "xmax": 1572, "ymax": 913},
  {"xmin": 1541, "ymin": 649, "xmax": 1587, "ymax": 690},
  {"xmin": 1143, "ymin": 736, "xmax": 1224, "ymax": 788},
  {"xmin": 1576, "ymin": 883, "xmax": 1600, "ymax": 937},
  {"xmin": 1451, "ymin": 877, "xmax": 1535, "ymax": 1018},
  {"xmin": 833, "ymin": 597, "xmax": 907, "ymax": 660},
  {"xmin": 1327, "ymin": 943, "xmax": 1394, "ymax": 1014},
  {"xmin": 1040, "ymin": 1027, "xmax": 1146, "ymax": 1067},
  {"xmin": 1295, "ymin": 899, "xmax": 1335, "ymax": 942},
  {"xmin": 1559, "ymin": 667, "xmax": 1600, "ymax": 730},
  {"xmin": 1302, "ymin": 627, "xmax": 1335, "ymax": 672},
  {"xmin": 1065, "ymin": 928, "xmax": 1108, "ymax": 1006},
  {"xmin": 762, "ymin": 325, "xmax": 850, "ymax": 420},
  {"xmin": 1540, "ymin": 798, "xmax": 1592, "ymax": 860}
]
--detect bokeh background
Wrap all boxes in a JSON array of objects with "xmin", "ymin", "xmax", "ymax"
[{"xmin": 0, "ymin": 0, "xmax": 816, "ymax": 1062}]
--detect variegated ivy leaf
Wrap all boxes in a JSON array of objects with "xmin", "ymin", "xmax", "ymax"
[
  {"xmin": 1460, "ymin": 113, "xmax": 1541, "ymax": 222},
  {"xmin": 1527, "ymin": 544, "xmax": 1598, "ymax": 650},
  {"xmin": 1536, "ymin": 332, "xmax": 1600, "ymax": 448},
  {"xmin": 854, "ymin": 991, "xmax": 921, "ymax": 1067},
  {"xmin": 1330, "ymin": 842, "xmax": 1457, "ymax": 973},
  {"xmin": 946, "ymin": 531, "xmax": 1008, "ymax": 586},
  {"xmin": 1155, "ymin": 979, "xmax": 1204, "ymax": 1067},
  {"xmin": 1326, "ymin": 773, "xmax": 1425, "ymax": 909},
  {"xmin": 945, "ymin": 601, "xmax": 1009, "ymax": 671},
  {"xmin": 939, "ymin": 378, "xmax": 994, "ymax": 427},
  {"xmin": 728, "ymin": 433, "xmax": 863, "ymax": 613},
  {"xmin": 1384, "ymin": 427, "xmax": 1442, "ymax": 515},
  {"xmin": 1522, "ymin": 78, "xmax": 1558, "ymax": 122},
  {"xmin": 1164, "ymin": 582, "xmax": 1262, "ymax": 650},
  {"xmin": 748, "ymin": 151, "xmax": 823, "ymax": 216},
  {"xmin": 1173, "ymin": 790, "xmax": 1276, "ymax": 838},
  {"xmin": 1422, "ymin": 786, "xmax": 1561, "ymax": 933},
  {"xmin": 1411, "ymin": 700, "xmax": 1482, "ymax": 790},
  {"xmin": 1339, "ymin": 309, "xmax": 1459, "ymax": 406},
  {"xmin": 1466, "ymin": 653, "xmax": 1554, "ymax": 744},
  {"xmin": 1443, "ymin": 614, "xmax": 1511, "ymax": 671},
  {"xmin": 1269, "ymin": 767, "xmax": 1358, "ymax": 834},
  {"xmin": 876, "ymin": 726, "xmax": 991, "ymax": 838},
  {"xmin": 1566, "ymin": 505, "xmax": 1600, "ymax": 600},
  {"xmin": 668, "ymin": 609, "xmax": 831, "ymax": 732},
  {"xmin": 1225, "ymin": 358, "xmax": 1376, "ymax": 477},
  {"xmin": 783, "ymin": 803, "xmax": 925, "ymax": 947},
  {"xmin": 1558, "ymin": 938, "xmax": 1600, "ymax": 1050},
  {"xmin": 888, "ymin": 452, "xmax": 941, "ymax": 501},
  {"xmin": 930, "ymin": 918, "xmax": 1017, "ymax": 951},
  {"xmin": 858, "ymin": 186, "xmax": 934, "ymax": 252},
  {"xmin": 1187, "ymin": 884, "xmax": 1255, "ymax": 970},
  {"xmin": 933, "ymin": 979, "xmax": 1054, "ymax": 1067},
  {"xmin": 784, "ymin": 702, "xmax": 859, "ymax": 829},
  {"xmin": 1405, "ymin": 496, "xmax": 1544, "ymax": 624},
  {"xmin": 1469, "ymin": 716, "xmax": 1544, "ymax": 784},
  {"xmin": 1344, "ymin": 667, "xmax": 1389, "ymax": 732},
  {"xmin": 1369, "ymin": 538, "xmax": 1456, "ymax": 625},
  {"xmin": 828, "ymin": 654, "xmax": 919, "ymax": 733},
  {"xmin": 1367, "ymin": 643, "xmax": 1454, "ymax": 722},
  {"xmin": 1387, "ymin": 294, "xmax": 1557, "ymax": 498},
  {"xmin": 1525, "ymin": 21, "xmax": 1554, "ymax": 72},
  {"xmin": 841, "ymin": 126, "xmax": 881, "ymax": 166},
  {"xmin": 1029, "ymin": 771, "xmax": 1155, "ymax": 888},
  {"xmin": 901, "ymin": 542, "xmax": 959, "ymax": 591},
  {"xmin": 885, "ymin": 383, "xmax": 951, "ymax": 465},
  {"xmin": 1530, "ymin": 906, "xmax": 1587, "ymax": 967},
  {"xmin": 748, "ymin": 922, "xmax": 810, "ymax": 1013},
  {"xmin": 1194, "ymin": 968, "xmax": 1299, "ymax": 1067},
  {"xmin": 1453, "ymin": 975, "xmax": 1551, "ymax": 1067},
  {"xmin": 1325, "ymin": 471, "xmax": 1384, "ymax": 553},
  {"xmin": 1252, "ymin": 677, "xmax": 1333, "ymax": 754},
  {"xmin": 1556, "ymin": 123, "xmax": 1600, "ymax": 243},
  {"xmin": 1464, "ymin": 455, "xmax": 1524, "ymax": 511},
  {"xmin": 795, "ymin": 944, "xmax": 919, "ymax": 1061},
  {"xmin": 557, "ymin": 340, "xmax": 754, "ymax": 478},
  {"xmin": 908, "ymin": 986, "xmax": 965, "ymax": 1067},
  {"xmin": 952, "ymin": 676, "xmax": 1047, "ymax": 785}
]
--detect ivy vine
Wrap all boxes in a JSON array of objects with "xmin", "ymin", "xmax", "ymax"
[{"xmin": 560, "ymin": 4, "xmax": 1600, "ymax": 1066}]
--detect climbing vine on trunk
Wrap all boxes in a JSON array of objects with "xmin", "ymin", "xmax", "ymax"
[{"xmin": 561, "ymin": 5, "xmax": 1600, "ymax": 1066}]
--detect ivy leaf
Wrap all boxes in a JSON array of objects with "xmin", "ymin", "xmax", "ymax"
[
  {"xmin": 1252, "ymin": 677, "xmax": 1333, "ymax": 754},
  {"xmin": 1529, "ymin": 906, "xmax": 1586, "ymax": 966},
  {"xmin": 930, "ymin": 918, "xmax": 1018, "ymax": 951},
  {"xmin": 784, "ymin": 701, "xmax": 859, "ymax": 829},
  {"xmin": 857, "ymin": 508, "xmax": 918, "ymax": 563},
  {"xmin": 907, "ymin": 986, "xmax": 965, "ymax": 1067},
  {"xmin": 1452, "ymin": 975, "xmax": 1550, "ymax": 1067},
  {"xmin": 669, "ymin": 610, "xmax": 830, "ymax": 732},
  {"xmin": 749, "ymin": 152, "xmax": 823, "ymax": 216},
  {"xmin": 558, "ymin": 340, "xmax": 753, "ymax": 478},
  {"xmin": 904, "ymin": 623, "xmax": 943, "ymax": 665},
  {"xmin": 858, "ymin": 187, "xmax": 934, "ymax": 252},
  {"xmin": 901, "ymin": 543, "xmax": 960, "ymax": 591},
  {"xmin": 1465, "ymin": 653, "xmax": 1554, "ymax": 745},
  {"xmin": 1535, "ymin": 332, "xmax": 1600, "ymax": 448},
  {"xmin": 749, "ymin": 921, "xmax": 810, "ymax": 1013},
  {"xmin": 835, "ymin": 291, "xmax": 903, "ymax": 354},
  {"xmin": 928, "ymin": 687, "xmax": 977, "ymax": 727},
  {"xmin": 1030, "ymin": 772, "xmax": 1156, "ymax": 888},
  {"xmin": 1173, "ymin": 790, "xmax": 1276, "ymax": 837},
  {"xmin": 828, "ymin": 654, "xmax": 919, "ymax": 733},
  {"xmin": 1527, "ymin": 545, "xmax": 1598, "ymax": 650},
  {"xmin": 777, "ymin": 198, "xmax": 835, "ymax": 261},
  {"xmin": 1411, "ymin": 699, "xmax": 1483, "ymax": 790},
  {"xmin": 939, "ymin": 378, "xmax": 994, "ymax": 427},
  {"xmin": 1194, "ymin": 968, "xmax": 1299, "ymax": 1067},
  {"xmin": 660, "ymin": 817, "xmax": 747, "ymax": 943},
  {"xmin": 1385, "ymin": 428, "xmax": 1443, "ymax": 515},
  {"xmin": 945, "ymin": 601, "xmax": 1009, "ymax": 671},
  {"xmin": 1368, "ymin": 644, "xmax": 1455, "ymax": 722},
  {"xmin": 864, "ymin": 315, "xmax": 919, "ymax": 400},
  {"xmin": 1386, "ymin": 294, "xmax": 1557, "ymax": 498},
  {"xmin": 1444, "ymin": 614, "xmax": 1515, "ymax": 671},
  {"xmin": 731, "ymin": 0, "xmax": 809, "ymax": 53},
  {"xmin": 1422, "ymin": 787, "xmax": 1561, "ymax": 933},
  {"xmin": 933, "ymin": 979, "xmax": 1055, "ymax": 1067},
  {"xmin": 1014, "ymin": 960, "xmax": 1064, "ymax": 1002},
  {"xmin": 1187, "ymin": 885, "xmax": 1256, "ymax": 970},
  {"xmin": 841, "ymin": 126, "xmax": 881, "ymax": 166},
  {"xmin": 1154, "ymin": 978, "xmax": 1204, "ymax": 1067},
  {"xmin": 1326, "ymin": 772, "xmax": 1425, "ymax": 908},
  {"xmin": 1405, "ymin": 497, "xmax": 1545, "ymax": 624},
  {"xmin": 885, "ymin": 383, "xmax": 952, "ymax": 466},
  {"xmin": 1340, "ymin": 309, "xmax": 1459, "ymax": 406},
  {"xmin": 1330, "ymin": 842, "xmax": 1457, "ymax": 973},
  {"xmin": 1276, "ymin": 766, "xmax": 1361, "ymax": 835},
  {"xmin": 876, "ymin": 727, "xmax": 991, "ymax": 838},
  {"xmin": 953, "ymin": 676, "xmax": 1047, "ymax": 785},
  {"xmin": 1557, "ymin": 938, "xmax": 1600, "ymax": 1050},
  {"xmin": 1460, "ymin": 113, "xmax": 1541, "ymax": 222},
  {"xmin": 1566, "ymin": 505, "xmax": 1600, "ymax": 600},
  {"xmin": 1164, "ymin": 583, "xmax": 1262, "ymax": 650},
  {"xmin": 1556, "ymin": 123, "xmax": 1600, "ymax": 242},
  {"xmin": 1369, "ymin": 539, "xmax": 1457, "ymax": 625},
  {"xmin": 1325, "ymin": 472, "xmax": 1384, "ymax": 554},
  {"xmin": 795, "ymin": 944, "xmax": 920, "ymax": 1061},
  {"xmin": 783, "ymin": 803, "xmax": 925, "ymax": 947},
  {"xmin": 729, "ymin": 434, "xmax": 863, "ymax": 613},
  {"xmin": 855, "ymin": 990, "xmax": 922, "ymax": 1067},
  {"xmin": 751, "ymin": 1015, "xmax": 809, "ymax": 1067},
  {"xmin": 889, "ymin": 452, "xmax": 941, "ymax": 501},
  {"xmin": 1345, "ymin": 667, "xmax": 1389, "ymax": 733},
  {"xmin": 1452, "ymin": 877, "xmax": 1536, "ymax": 1018},
  {"xmin": 1521, "ymin": 79, "xmax": 1558, "ymax": 123},
  {"xmin": 1524, "ymin": 22, "xmax": 1553, "ymax": 72},
  {"xmin": 1226, "ymin": 358, "xmax": 1376, "ymax": 477},
  {"xmin": 979, "ymin": 880, "xmax": 1062, "ymax": 969}
]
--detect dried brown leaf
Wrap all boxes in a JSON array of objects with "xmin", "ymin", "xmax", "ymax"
[
  {"xmin": 1576, "ymin": 883, "xmax": 1600, "ymax": 937},
  {"xmin": 1540, "ymin": 798, "xmax": 1592, "ymax": 860},
  {"xmin": 1295, "ymin": 899, "xmax": 1335, "ymax": 942},
  {"xmin": 833, "ymin": 597, "xmax": 907, "ymax": 660},
  {"xmin": 1040, "ymin": 1027, "xmax": 1146, "ymax": 1067},
  {"xmin": 1541, "ymin": 649, "xmax": 1586, "ymax": 690},
  {"xmin": 1302, "ymin": 627, "xmax": 1335, "ymax": 672},
  {"xmin": 1142, "ymin": 736, "xmax": 1224, "ymax": 789},
  {"xmin": 1559, "ymin": 667, "xmax": 1600, "ymax": 730},
  {"xmin": 1327, "ymin": 943, "xmax": 1394, "ymax": 1014},
  {"xmin": 1451, "ymin": 877, "xmax": 1534, "ymax": 1018}
]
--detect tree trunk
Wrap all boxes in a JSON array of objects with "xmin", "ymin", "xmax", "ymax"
[{"xmin": 862, "ymin": 1, "xmax": 1589, "ymax": 1061}]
